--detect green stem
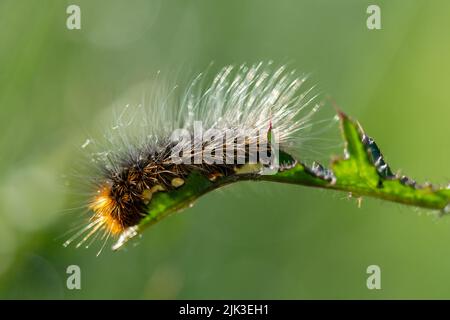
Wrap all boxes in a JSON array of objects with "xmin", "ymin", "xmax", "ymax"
[
  {"xmin": 112, "ymin": 111, "xmax": 450, "ymax": 250},
  {"xmin": 260, "ymin": 163, "xmax": 450, "ymax": 210}
]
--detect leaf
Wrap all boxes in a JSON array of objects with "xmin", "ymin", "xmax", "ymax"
[
  {"xmin": 112, "ymin": 111, "xmax": 450, "ymax": 250},
  {"xmin": 263, "ymin": 111, "xmax": 450, "ymax": 209}
]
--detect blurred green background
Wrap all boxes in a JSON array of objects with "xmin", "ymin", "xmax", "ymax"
[{"xmin": 0, "ymin": 0, "xmax": 449, "ymax": 299}]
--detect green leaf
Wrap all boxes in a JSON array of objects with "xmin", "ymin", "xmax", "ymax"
[
  {"xmin": 264, "ymin": 112, "xmax": 450, "ymax": 209},
  {"xmin": 112, "ymin": 111, "xmax": 450, "ymax": 250}
]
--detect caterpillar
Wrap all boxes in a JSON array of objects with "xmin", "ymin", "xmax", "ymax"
[
  {"xmin": 64, "ymin": 62, "xmax": 333, "ymax": 254},
  {"xmin": 65, "ymin": 61, "xmax": 450, "ymax": 255}
]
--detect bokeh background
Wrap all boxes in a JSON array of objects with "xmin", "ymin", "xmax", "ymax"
[{"xmin": 0, "ymin": 0, "xmax": 449, "ymax": 299}]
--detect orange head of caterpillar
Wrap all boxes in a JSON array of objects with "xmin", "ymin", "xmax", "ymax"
[
  {"xmin": 63, "ymin": 176, "xmax": 150, "ymax": 252},
  {"xmin": 89, "ymin": 182, "xmax": 125, "ymax": 236},
  {"xmin": 65, "ymin": 154, "xmax": 190, "ymax": 252},
  {"xmin": 89, "ymin": 175, "xmax": 148, "ymax": 236}
]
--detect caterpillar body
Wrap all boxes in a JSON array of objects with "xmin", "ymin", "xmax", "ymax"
[{"xmin": 65, "ymin": 62, "xmax": 333, "ymax": 254}]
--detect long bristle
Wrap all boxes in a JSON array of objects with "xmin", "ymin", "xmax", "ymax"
[{"xmin": 67, "ymin": 62, "xmax": 334, "ymax": 253}]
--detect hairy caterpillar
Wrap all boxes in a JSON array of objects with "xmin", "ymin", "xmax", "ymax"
[{"xmin": 64, "ymin": 62, "xmax": 334, "ymax": 254}]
